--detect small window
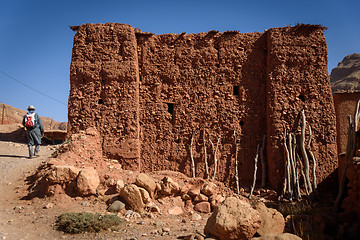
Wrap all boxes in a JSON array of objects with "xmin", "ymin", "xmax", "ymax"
[
  {"xmin": 298, "ymin": 94, "xmax": 305, "ymax": 102},
  {"xmin": 167, "ymin": 103, "xmax": 174, "ymax": 114},
  {"xmin": 233, "ymin": 86, "xmax": 239, "ymax": 96},
  {"xmin": 239, "ymin": 120, "xmax": 244, "ymax": 126},
  {"xmin": 98, "ymin": 99, "xmax": 104, "ymax": 104}
]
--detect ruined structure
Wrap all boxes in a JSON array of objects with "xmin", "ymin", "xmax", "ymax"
[{"xmin": 68, "ymin": 23, "xmax": 337, "ymax": 190}]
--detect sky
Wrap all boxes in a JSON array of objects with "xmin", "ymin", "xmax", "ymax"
[{"xmin": 0, "ymin": 0, "xmax": 359, "ymax": 123}]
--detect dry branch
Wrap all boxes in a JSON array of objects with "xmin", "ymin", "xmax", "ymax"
[
  {"xmin": 249, "ymin": 144, "xmax": 260, "ymax": 199},
  {"xmin": 203, "ymin": 129, "xmax": 209, "ymax": 179},
  {"xmin": 307, "ymin": 125, "xmax": 317, "ymax": 193},
  {"xmin": 234, "ymin": 128, "xmax": 240, "ymax": 194},
  {"xmin": 190, "ymin": 129, "xmax": 198, "ymax": 178},
  {"xmin": 300, "ymin": 109, "xmax": 313, "ymax": 195}
]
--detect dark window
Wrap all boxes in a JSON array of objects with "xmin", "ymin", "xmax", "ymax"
[
  {"xmin": 98, "ymin": 99, "xmax": 104, "ymax": 104},
  {"xmin": 167, "ymin": 103, "xmax": 174, "ymax": 114},
  {"xmin": 239, "ymin": 120, "xmax": 244, "ymax": 126},
  {"xmin": 298, "ymin": 94, "xmax": 305, "ymax": 102},
  {"xmin": 233, "ymin": 86, "xmax": 239, "ymax": 96},
  {"xmin": 83, "ymin": 78, "xmax": 86, "ymax": 83}
]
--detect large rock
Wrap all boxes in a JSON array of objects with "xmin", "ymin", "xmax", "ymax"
[
  {"xmin": 253, "ymin": 202, "xmax": 285, "ymax": 236},
  {"xmin": 251, "ymin": 233, "xmax": 302, "ymax": 240},
  {"xmin": 138, "ymin": 187, "xmax": 152, "ymax": 204},
  {"xmin": 135, "ymin": 173, "xmax": 156, "ymax": 198},
  {"xmin": 48, "ymin": 165, "xmax": 80, "ymax": 183},
  {"xmin": 120, "ymin": 184, "xmax": 145, "ymax": 212},
  {"xmin": 76, "ymin": 167, "xmax": 100, "ymax": 196},
  {"xmin": 204, "ymin": 197, "xmax": 261, "ymax": 240}
]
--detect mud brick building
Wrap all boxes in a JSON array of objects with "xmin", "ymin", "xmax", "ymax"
[{"xmin": 68, "ymin": 23, "xmax": 337, "ymax": 190}]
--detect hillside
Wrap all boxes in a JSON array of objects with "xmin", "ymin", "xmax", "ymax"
[
  {"xmin": 330, "ymin": 53, "xmax": 360, "ymax": 93},
  {"xmin": 0, "ymin": 103, "xmax": 67, "ymax": 130}
]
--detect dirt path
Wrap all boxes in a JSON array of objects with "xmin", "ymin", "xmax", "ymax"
[{"xmin": 0, "ymin": 125, "xmax": 210, "ymax": 240}]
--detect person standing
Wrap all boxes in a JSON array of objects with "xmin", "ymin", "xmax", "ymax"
[{"xmin": 22, "ymin": 105, "xmax": 44, "ymax": 158}]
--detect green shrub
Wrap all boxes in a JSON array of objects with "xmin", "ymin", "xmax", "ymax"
[{"xmin": 56, "ymin": 212, "xmax": 123, "ymax": 234}]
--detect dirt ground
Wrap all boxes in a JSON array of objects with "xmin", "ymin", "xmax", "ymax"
[{"xmin": 0, "ymin": 124, "xmax": 212, "ymax": 240}]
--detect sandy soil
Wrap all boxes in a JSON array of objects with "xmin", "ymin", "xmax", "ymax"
[{"xmin": 0, "ymin": 124, "xmax": 211, "ymax": 240}]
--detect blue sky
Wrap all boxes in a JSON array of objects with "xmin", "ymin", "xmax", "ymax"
[{"xmin": 0, "ymin": 0, "xmax": 359, "ymax": 122}]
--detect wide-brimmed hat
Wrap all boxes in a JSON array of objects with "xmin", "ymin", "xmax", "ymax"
[{"xmin": 27, "ymin": 105, "xmax": 35, "ymax": 110}]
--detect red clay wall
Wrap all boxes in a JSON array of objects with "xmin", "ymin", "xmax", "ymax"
[
  {"xmin": 265, "ymin": 26, "xmax": 338, "ymax": 188},
  {"xmin": 136, "ymin": 31, "xmax": 267, "ymax": 186},
  {"xmin": 68, "ymin": 23, "xmax": 140, "ymax": 170},
  {"xmin": 68, "ymin": 23, "xmax": 337, "ymax": 190}
]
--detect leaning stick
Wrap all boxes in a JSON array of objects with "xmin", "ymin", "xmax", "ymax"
[
  {"xmin": 260, "ymin": 135, "xmax": 267, "ymax": 188},
  {"xmin": 249, "ymin": 144, "xmax": 260, "ymax": 199},
  {"xmin": 190, "ymin": 130, "xmax": 197, "ymax": 178},
  {"xmin": 292, "ymin": 134, "xmax": 301, "ymax": 201},
  {"xmin": 307, "ymin": 125, "xmax": 317, "ymax": 192},
  {"xmin": 203, "ymin": 129, "xmax": 209, "ymax": 179},
  {"xmin": 300, "ymin": 109, "xmax": 313, "ymax": 195},
  {"xmin": 287, "ymin": 133, "xmax": 294, "ymax": 201},
  {"xmin": 283, "ymin": 127, "xmax": 292, "ymax": 199},
  {"xmin": 234, "ymin": 128, "xmax": 240, "ymax": 194}
]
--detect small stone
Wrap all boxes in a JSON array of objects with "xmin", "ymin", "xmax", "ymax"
[
  {"xmin": 108, "ymin": 200, "xmax": 126, "ymax": 213},
  {"xmin": 168, "ymin": 206, "xmax": 183, "ymax": 215},
  {"xmin": 116, "ymin": 180, "xmax": 125, "ymax": 192},
  {"xmin": 80, "ymin": 201, "xmax": 90, "ymax": 206},
  {"xmin": 44, "ymin": 203, "xmax": 54, "ymax": 209},
  {"xmin": 191, "ymin": 213, "xmax": 202, "ymax": 221},
  {"xmin": 201, "ymin": 182, "xmax": 217, "ymax": 196},
  {"xmin": 188, "ymin": 186, "xmax": 201, "ymax": 197},
  {"xmin": 162, "ymin": 227, "xmax": 170, "ymax": 232},
  {"xmin": 194, "ymin": 202, "xmax": 211, "ymax": 213},
  {"xmin": 193, "ymin": 194, "xmax": 208, "ymax": 203}
]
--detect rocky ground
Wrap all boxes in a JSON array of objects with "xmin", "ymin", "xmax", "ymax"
[{"xmin": 0, "ymin": 124, "xmax": 216, "ymax": 240}]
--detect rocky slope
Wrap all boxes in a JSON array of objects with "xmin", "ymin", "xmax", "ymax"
[
  {"xmin": 0, "ymin": 103, "xmax": 67, "ymax": 130},
  {"xmin": 330, "ymin": 53, "xmax": 360, "ymax": 93}
]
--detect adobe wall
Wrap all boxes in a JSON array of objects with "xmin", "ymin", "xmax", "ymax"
[
  {"xmin": 265, "ymin": 26, "xmax": 338, "ymax": 187},
  {"xmin": 68, "ymin": 23, "xmax": 337, "ymax": 190}
]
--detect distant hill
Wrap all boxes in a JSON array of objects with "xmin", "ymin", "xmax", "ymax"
[
  {"xmin": 0, "ymin": 103, "xmax": 67, "ymax": 130},
  {"xmin": 330, "ymin": 53, "xmax": 360, "ymax": 93}
]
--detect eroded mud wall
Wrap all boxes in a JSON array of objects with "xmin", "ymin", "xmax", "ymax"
[
  {"xmin": 68, "ymin": 23, "xmax": 337, "ymax": 190},
  {"xmin": 137, "ymin": 31, "xmax": 267, "ymax": 186},
  {"xmin": 68, "ymin": 23, "xmax": 140, "ymax": 170},
  {"xmin": 265, "ymin": 26, "xmax": 338, "ymax": 188}
]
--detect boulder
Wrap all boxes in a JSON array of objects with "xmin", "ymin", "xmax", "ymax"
[
  {"xmin": 76, "ymin": 167, "xmax": 100, "ymax": 196},
  {"xmin": 253, "ymin": 202, "xmax": 285, "ymax": 236},
  {"xmin": 120, "ymin": 184, "xmax": 145, "ymax": 212},
  {"xmin": 251, "ymin": 233, "xmax": 302, "ymax": 240},
  {"xmin": 160, "ymin": 176, "xmax": 180, "ymax": 196},
  {"xmin": 194, "ymin": 201, "xmax": 211, "ymax": 213},
  {"xmin": 135, "ymin": 173, "xmax": 156, "ymax": 198},
  {"xmin": 48, "ymin": 165, "xmax": 80, "ymax": 183},
  {"xmin": 201, "ymin": 182, "xmax": 218, "ymax": 196},
  {"xmin": 204, "ymin": 197, "xmax": 261, "ymax": 240}
]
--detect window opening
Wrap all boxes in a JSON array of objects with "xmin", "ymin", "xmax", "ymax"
[
  {"xmin": 298, "ymin": 94, "xmax": 305, "ymax": 102},
  {"xmin": 167, "ymin": 103, "xmax": 174, "ymax": 114},
  {"xmin": 233, "ymin": 86, "xmax": 239, "ymax": 96},
  {"xmin": 98, "ymin": 99, "xmax": 104, "ymax": 104},
  {"xmin": 239, "ymin": 120, "xmax": 244, "ymax": 126}
]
